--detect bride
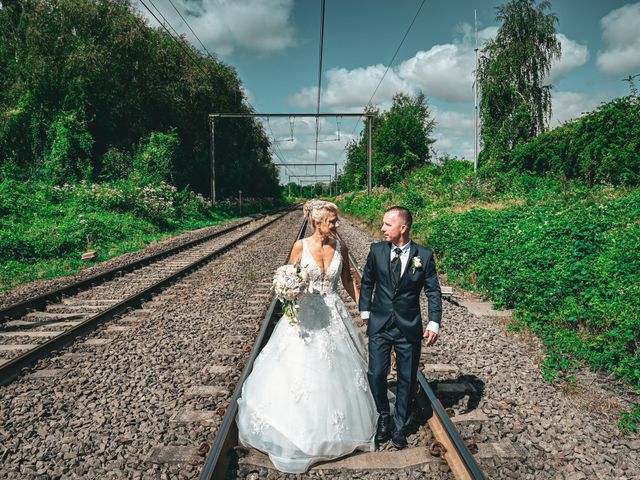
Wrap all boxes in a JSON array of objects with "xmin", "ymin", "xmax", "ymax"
[{"xmin": 236, "ymin": 200, "xmax": 377, "ymax": 473}]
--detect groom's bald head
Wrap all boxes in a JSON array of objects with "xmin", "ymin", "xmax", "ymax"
[{"xmin": 385, "ymin": 206, "xmax": 413, "ymax": 230}]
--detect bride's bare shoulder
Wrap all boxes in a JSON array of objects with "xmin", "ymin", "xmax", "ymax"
[{"xmin": 289, "ymin": 239, "xmax": 304, "ymax": 263}]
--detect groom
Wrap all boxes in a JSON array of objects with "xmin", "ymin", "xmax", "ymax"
[{"xmin": 359, "ymin": 206, "xmax": 442, "ymax": 449}]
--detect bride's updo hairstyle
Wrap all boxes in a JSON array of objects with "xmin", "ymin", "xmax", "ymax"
[{"xmin": 303, "ymin": 199, "xmax": 338, "ymax": 230}]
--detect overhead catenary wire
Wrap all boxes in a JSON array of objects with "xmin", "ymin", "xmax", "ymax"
[
  {"xmin": 138, "ymin": 0, "xmax": 211, "ymax": 79},
  {"xmin": 146, "ymin": 0, "xmax": 182, "ymax": 39},
  {"xmin": 351, "ymin": 0, "xmax": 426, "ymax": 136},
  {"xmin": 167, "ymin": 0, "xmax": 217, "ymax": 61},
  {"xmin": 265, "ymin": 118, "xmax": 295, "ymax": 180}
]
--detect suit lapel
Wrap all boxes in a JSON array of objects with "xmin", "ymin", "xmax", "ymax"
[
  {"xmin": 384, "ymin": 242, "xmax": 393, "ymax": 286},
  {"xmin": 398, "ymin": 242, "xmax": 418, "ymax": 287}
]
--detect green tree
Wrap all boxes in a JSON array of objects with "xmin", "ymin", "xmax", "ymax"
[
  {"xmin": 341, "ymin": 93, "xmax": 435, "ymax": 190},
  {"xmin": 130, "ymin": 129, "xmax": 179, "ymax": 186},
  {"xmin": 478, "ymin": 0, "xmax": 561, "ymax": 172},
  {"xmin": 0, "ymin": 0, "xmax": 280, "ymax": 198},
  {"xmin": 41, "ymin": 109, "xmax": 94, "ymax": 184}
]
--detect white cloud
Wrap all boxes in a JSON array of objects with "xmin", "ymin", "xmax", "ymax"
[
  {"xmin": 550, "ymin": 91, "xmax": 605, "ymax": 127},
  {"xmin": 284, "ymin": 23, "xmax": 590, "ymax": 167},
  {"xmin": 134, "ymin": 0, "xmax": 296, "ymax": 55},
  {"xmin": 288, "ymin": 65, "xmax": 412, "ymax": 110},
  {"xmin": 597, "ymin": 2, "xmax": 640, "ymax": 75},
  {"xmin": 397, "ymin": 25, "xmax": 497, "ymax": 103},
  {"xmin": 431, "ymin": 108, "xmax": 476, "ymax": 161},
  {"xmin": 398, "ymin": 44, "xmax": 475, "ymax": 102},
  {"xmin": 289, "ymin": 24, "xmax": 498, "ymax": 110},
  {"xmin": 548, "ymin": 34, "xmax": 589, "ymax": 84}
]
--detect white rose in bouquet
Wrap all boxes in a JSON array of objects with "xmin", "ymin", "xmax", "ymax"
[{"xmin": 272, "ymin": 261, "xmax": 309, "ymax": 324}]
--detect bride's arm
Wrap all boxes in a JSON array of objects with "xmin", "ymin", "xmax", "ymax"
[
  {"xmin": 289, "ymin": 240, "xmax": 303, "ymax": 264},
  {"xmin": 340, "ymin": 241, "xmax": 359, "ymax": 304}
]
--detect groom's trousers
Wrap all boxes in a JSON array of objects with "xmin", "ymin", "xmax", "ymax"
[{"xmin": 368, "ymin": 322, "xmax": 421, "ymax": 433}]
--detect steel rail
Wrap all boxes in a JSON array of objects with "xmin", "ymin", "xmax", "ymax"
[
  {"xmin": 200, "ymin": 228, "xmax": 484, "ymax": 479},
  {"xmin": 0, "ymin": 210, "xmax": 294, "ymax": 386},
  {"xmin": 0, "ymin": 206, "xmax": 291, "ymax": 323},
  {"xmin": 199, "ymin": 216, "xmax": 308, "ymax": 480},
  {"xmin": 343, "ymin": 238, "xmax": 485, "ymax": 480}
]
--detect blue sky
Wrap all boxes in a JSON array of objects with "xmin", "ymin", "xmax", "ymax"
[{"xmin": 136, "ymin": 1, "xmax": 640, "ymax": 184}]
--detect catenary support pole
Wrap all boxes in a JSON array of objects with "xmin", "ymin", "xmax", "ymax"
[
  {"xmin": 209, "ymin": 116, "xmax": 216, "ymax": 206},
  {"xmin": 367, "ymin": 115, "xmax": 372, "ymax": 196}
]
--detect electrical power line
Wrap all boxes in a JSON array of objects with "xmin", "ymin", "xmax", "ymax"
[
  {"xmin": 167, "ymin": 0, "xmax": 216, "ymax": 61},
  {"xmin": 146, "ymin": 0, "xmax": 181, "ymax": 39},
  {"xmin": 351, "ymin": 0, "xmax": 426, "ymax": 135},
  {"xmin": 265, "ymin": 119, "xmax": 294, "ymax": 179},
  {"xmin": 138, "ymin": 0, "xmax": 210, "ymax": 79}
]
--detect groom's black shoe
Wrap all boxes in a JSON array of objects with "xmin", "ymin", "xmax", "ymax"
[
  {"xmin": 376, "ymin": 416, "xmax": 392, "ymax": 444},
  {"xmin": 391, "ymin": 430, "xmax": 408, "ymax": 449}
]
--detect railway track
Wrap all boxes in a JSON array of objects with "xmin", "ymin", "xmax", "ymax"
[
  {"xmin": 0, "ymin": 207, "xmax": 294, "ymax": 385},
  {"xmin": 198, "ymin": 225, "xmax": 485, "ymax": 479}
]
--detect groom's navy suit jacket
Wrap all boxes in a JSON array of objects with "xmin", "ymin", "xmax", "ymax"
[{"xmin": 359, "ymin": 241, "xmax": 442, "ymax": 343}]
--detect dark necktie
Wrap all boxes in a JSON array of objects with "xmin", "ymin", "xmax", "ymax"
[{"xmin": 391, "ymin": 247, "xmax": 402, "ymax": 287}]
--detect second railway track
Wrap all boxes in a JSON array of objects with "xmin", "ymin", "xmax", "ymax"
[
  {"xmin": 0, "ymin": 207, "xmax": 294, "ymax": 385},
  {"xmin": 0, "ymin": 208, "xmax": 306, "ymax": 479}
]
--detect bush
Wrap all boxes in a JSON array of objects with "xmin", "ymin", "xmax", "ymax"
[
  {"xmin": 507, "ymin": 95, "xmax": 640, "ymax": 186},
  {"xmin": 100, "ymin": 147, "xmax": 131, "ymax": 181},
  {"xmin": 41, "ymin": 109, "xmax": 94, "ymax": 184},
  {"xmin": 130, "ymin": 130, "xmax": 179, "ymax": 186},
  {"xmin": 336, "ymin": 164, "xmax": 640, "ymax": 393},
  {"xmin": 0, "ymin": 178, "xmax": 276, "ymax": 291}
]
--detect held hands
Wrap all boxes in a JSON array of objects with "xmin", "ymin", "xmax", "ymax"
[{"xmin": 423, "ymin": 329, "xmax": 438, "ymax": 347}]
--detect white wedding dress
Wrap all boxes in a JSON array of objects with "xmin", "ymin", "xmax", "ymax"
[{"xmin": 236, "ymin": 238, "xmax": 377, "ymax": 473}]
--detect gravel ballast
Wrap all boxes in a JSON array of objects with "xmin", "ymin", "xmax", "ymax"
[
  {"xmin": 2, "ymin": 211, "xmax": 638, "ymax": 479},
  {"xmin": 337, "ymin": 216, "xmax": 639, "ymax": 480},
  {"xmin": 0, "ymin": 211, "xmax": 302, "ymax": 479}
]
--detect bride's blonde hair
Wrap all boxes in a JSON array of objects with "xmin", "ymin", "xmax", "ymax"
[{"xmin": 303, "ymin": 200, "xmax": 338, "ymax": 228}]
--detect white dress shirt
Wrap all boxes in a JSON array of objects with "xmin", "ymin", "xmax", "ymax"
[{"xmin": 360, "ymin": 241, "xmax": 440, "ymax": 335}]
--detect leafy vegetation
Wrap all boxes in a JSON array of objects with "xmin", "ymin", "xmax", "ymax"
[
  {"xmin": 0, "ymin": 0, "xmax": 284, "ymax": 291},
  {"xmin": 618, "ymin": 404, "xmax": 640, "ymax": 434},
  {"xmin": 0, "ymin": 0, "xmax": 279, "ymax": 197},
  {"xmin": 336, "ymin": 160, "xmax": 639, "ymax": 393},
  {"xmin": 508, "ymin": 95, "xmax": 640, "ymax": 186},
  {"xmin": 0, "ymin": 178, "xmax": 278, "ymax": 291},
  {"xmin": 339, "ymin": 93, "xmax": 436, "ymax": 190},
  {"xmin": 478, "ymin": 0, "xmax": 561, "ymax": 172}
]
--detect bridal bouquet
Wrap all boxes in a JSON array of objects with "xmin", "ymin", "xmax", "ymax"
[{"xmin": 272, "ymin": 262, "xmax": 309, "ymax": 325}]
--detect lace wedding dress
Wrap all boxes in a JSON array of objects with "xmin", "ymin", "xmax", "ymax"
[{"xmin": 236, "ymin": 238, "xmax": 377, "ymax": 473}]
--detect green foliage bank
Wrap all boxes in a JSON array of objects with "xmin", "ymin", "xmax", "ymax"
[
  {"xmin": 0, "ymin": 179, "xmax": 277, "ymax": 291},
  {"xmin": 0, "ymin": 0, "xmax": 279, "ymax": 197},
  {"xmin": 337, "ymin": 161, "xmax": 639, "ymax": 397}
]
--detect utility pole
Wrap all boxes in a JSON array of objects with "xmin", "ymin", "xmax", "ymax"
[
  {"xmin": 474, "ymin": 9, "xmax": 479, "ymax": 174},
  {"xmin": 367, "ymin": 115, "xmax": 372, "ymax": 195},
  {"xmin": 209, "ymin": 116, "xmax": 216, "ymax": 206},
  {"xmin": 210, "ymin": 113, "xmax": 371, "ymax": 199}
]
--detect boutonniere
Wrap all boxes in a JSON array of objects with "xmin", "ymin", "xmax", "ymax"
[{"xmin": 411, "ymin": 256, "xmax": 422, "ymax": 273}]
